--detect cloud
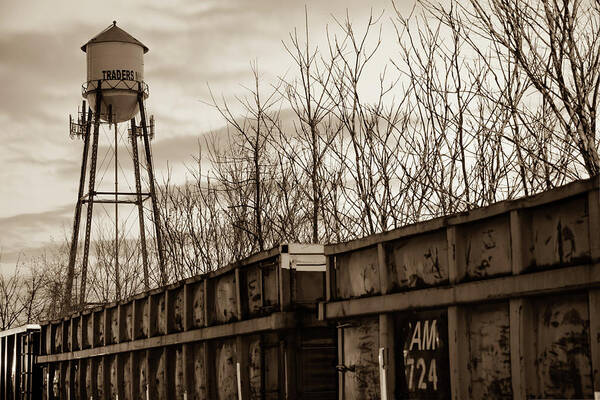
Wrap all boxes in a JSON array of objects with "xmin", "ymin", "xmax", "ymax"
[{"xmin": 0, "ymin": 205, "xmax": 73, "ymax": 264}]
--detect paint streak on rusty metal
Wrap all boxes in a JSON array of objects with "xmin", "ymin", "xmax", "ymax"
[
  {"xmin": 124, "ymin": 303, "xmax": 132, "ymax": 341},
  {"xmin": 152, "ymin": 349, "xmax": 166, "ymax": 399},
  {"xmin": 263, "ymin": 333, "xmax": 280, "ymax": 399},
  {"xmin": 54, "ymin": 324, "xmax": 62, "ymax": 353},
  {"xmin": 96, "ymin": 358, "xmax": 104, "ymax": 399},
  {"xmin": 175, "ymin": 346, "xmax": 184, "ymax": 398},
  {"xmin": 216, "ymin": 339, "xmax": 238, "ymax": 400},
  {"xmin": 191, "ymin": 282, "xmax": 205, "ymax": 328},
  {"xmin": 138, "ymin": 353, "xmax": 148, "ymax": 400},
  {"xmin": 110, "ymin": 307, "xmax": 118, "ymax": 344},
  {"xmin": 467, "ymin": 302, "xmax": 512, "ymax": 399},
  {"xmin": 215, "ymin": 275, "xmax": 237, "ymax": 324},
  {"xmin": 342, "ymin": 317, "xmax": 380, "ymax": 399},
  {"xmin": 525, "ymin": 195, "xmax": 590, "ymax": 269},
  {"xmin": 109, "ymin": 355, "xmax": 118, "ymax": 398},
  {"xmin": 123, "ymin": 353, "xmax": 132, "ymax": 397},
  {"xmin": 156, "ymin": 295, "xmax": 166, "ymax": 336},
  {"xmin": 336, "ymin": 247, "xmax": 380, "ymax": 298},
  {"xmin": 262, "ymin": 262, "xmax": 279, "ymax": 309},
  {"xmin": 173, "ymin": 289, "xmax": 184, "ymax": 332},
  {"xmin": 529, "ymin": 293, "xmax": 594, "ymax": 398},
  {"xmin": 246, "ymin": 268, "xmax": 263, "ymax": 316},
  {"xmin": 248, "ymin": 335, "xmax": 262, "ymax": 397},
  {"xmin": 461, "ymin": 216, "xmax": 511, "ymax": 280},
  {"xmin": 141, "ymin": 299, "xmax": 149, "ymax": 339},
  {"xmin": 192, "ymin": 343, "xmax": 207, "ymax": 399},
  {"xmin": 387, "ymin": 230, "xmax": 448, "ymax": 290}
]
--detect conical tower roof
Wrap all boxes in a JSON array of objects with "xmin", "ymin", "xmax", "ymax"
[{"xmin": 81, "ymin": 21, "xmax": 148, "ymax": 53}]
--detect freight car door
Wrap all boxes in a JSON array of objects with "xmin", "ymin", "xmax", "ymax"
[
  {"xmin": 297, "ymin": 327, "xmax": 337, "ymax": 400},
  {"xmin": 395, "ymin": 309, "xmax": 450, "ymax": 399}
]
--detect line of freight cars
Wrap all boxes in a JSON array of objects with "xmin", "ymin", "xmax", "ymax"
[
  {"xmin": 2, "ymin": 176, "xmax": 599, "ymax": 399},
  {"xmin": 36, "ymin": 244, "xmax": 336, "ymax": 400}
]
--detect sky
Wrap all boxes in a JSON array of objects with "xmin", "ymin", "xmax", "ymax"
[{"xmin": 0, "ymin": 0, "xmax": 412, "ymax": 272}]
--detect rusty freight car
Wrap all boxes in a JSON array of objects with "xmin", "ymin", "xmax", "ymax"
[
  {"xmin": 0, "ymin": 324, "xmax": 42, "ymax": 400},
  {"xmin": 319, "ymin": 177, "xmax": 600, "ymax": 399},
  {"xmin": 36, "ymin": 244, "xmax": 337, "ymax": 400}
]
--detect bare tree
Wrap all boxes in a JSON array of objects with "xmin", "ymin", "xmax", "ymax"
[
  {"xmin": 279, "ymin": 8, "xmax": 343, "ymax": 243},
  {"xmin": 208, "ymin": 64, "xmax": 282, "ymax": 254}
]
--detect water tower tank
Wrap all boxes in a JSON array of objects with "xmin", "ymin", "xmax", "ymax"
[{"xmin": 81, "ymin": 22, "xmax": 149, "ymax": 123}]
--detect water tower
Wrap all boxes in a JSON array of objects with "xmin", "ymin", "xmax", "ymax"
[{"xmin": 63, "ymin": 22, "xmax": 166, "ymax": 311}]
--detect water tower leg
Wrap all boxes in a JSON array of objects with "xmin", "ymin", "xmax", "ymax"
[
  {"xmin": 137, "ymin": 92, "xmax": 167, "ymax": 285},
  {"xmin": 63, "ymin": 103, "xmax": 92, "ymax": 313},
  {"xmin": 80, "ymin": 85, "xmax": 103, "ymax": 306},
  {"xmin": 130, "ymin": 117, "xmax": 150, "ymax": 291}
]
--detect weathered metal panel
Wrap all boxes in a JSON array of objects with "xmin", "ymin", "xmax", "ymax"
[
  {"xmin": 191, "ymin": 342, "xmax": 208, "ymax": 399},
  {"xmin": 149, "ymin": 349, "xmax": 167, "ymax": 399},
  {"xmin": 191, "ymin": 282, "xmax": 205, "ymax": 329},
  {"xmin": 261, "ymin": 262, "xmax": 279, "ymax": 311},
  {"xmin": 526, "ymin": 292, "xmax": 594, "ymax": 398},
  {"xmin": 214, "ymin": 274, "xmax": 238, "ymax": 324},
  {"xmin": 174, "ymin": 345, "xmax": 184, "ymax": 399},
  {"xmin": 108, "ymin": 354, "xmax": 118, "ymax": 399},
  {"xmin": 135, "ymin": 298, "xmax": 149, "ymax": 339},
  {"xmin": 467, "ymin": 302, "xmax": 511, "ymax": 399},
  {"xmin": 169, "ymin": 287, "xmax": 185, "ymax": 333},
  {"xmin": 523, "ymin": 195, "xmax": 590, "ymax": 270},
  {"xmin": 336, "ymin": 246, "xmax": 380, "ymax": 298},
  {"xmin": 122, "ymin": 302, "xmax": 133, "ymax": 342},
  {"xmin": 93, "ymin": 310, "xmax": 104, "ymax": 347},
  {"xmin": 396, "ymin": 309, "xmax": 450, "ymax": 399},
  {"xmin": 52, "ymin": 323, "xmax": 62, "ymax": 354},
  {"xmin": 386, "ymin": 230, "xmax": 449, "ymax": 290},
  {"xmin": 82, "ymin": 313, "xmax": 92, "ymax": 349},
  {"xmin": 135, "ymin": 351, "xmax": 148, "ymax": 400},
  {"xmin": 340, "ymin": 316, "xmax": 380, "ymax": 399},
  {"xmin": 457, "ymin": 215, "xmax": 511, "ymax": 280},
  {"xmin": 263, "ymin": 333, "xmax": 280, "ymax": 400},
  {"xmin": 245, "ymin": 267, "xmax": 263, "ymax": 317},
  {"xmin": 151, "ymin": 293, "xmax": 166, "ymax": 337},
  {"xmin": 248, "ymin": 335, "xmax": 262, "ymax": 398},
  {"xmin": 95, "ymin": 357, "xmax": 104, "ymax": 400},
  {"xmin": 42, "ymin": 365, "xmax": 49, "ymax": 400},
  {"xmin": 72, "ymin": 316, "xmax": 80, "ymax": 351},
  {"xmin": 215, "ymin": 339, "xmax": 238, "ymax": 400},
  {"xmin": 84, "ymin": 358, "xmax": 93, "ymax": 398},
  {"xmin": 122, "ymin": 353, "xmax": 132, "ymax": 400},
  {"xmin": 62, "ymin": 321, "xmax": 69, "ymax": 353},
  {"xmin": 108, "ymin": 306, "xmax": 118, "ymax": 344}
]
